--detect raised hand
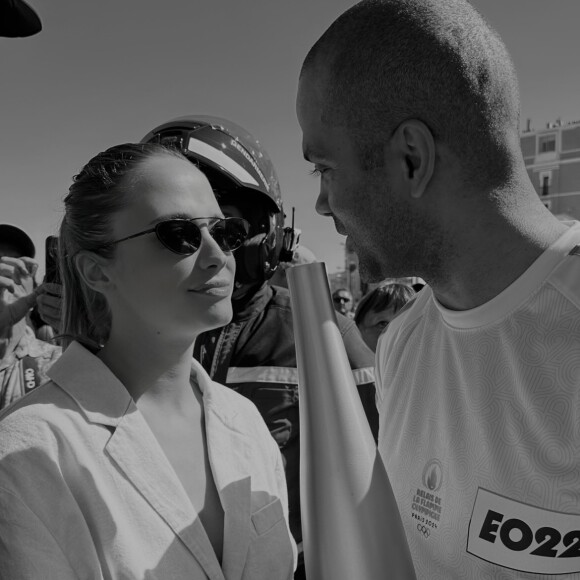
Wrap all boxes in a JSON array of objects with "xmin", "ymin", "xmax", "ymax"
[
  {"xmin": 36, "ymin": 282, "xmax": 63, "ymax": 333},
  {"xmin": 0, "ymin": 256, "xmax": 39, "ymax": 335}
]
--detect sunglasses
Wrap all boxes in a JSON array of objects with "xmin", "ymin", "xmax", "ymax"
[
  {"xmin": 106, "ymin": 217, "xmax": 250, "ymax": 255},
  {"xmin": 334, "ymin": 296, "xmax": 351, "ymax": 303}
]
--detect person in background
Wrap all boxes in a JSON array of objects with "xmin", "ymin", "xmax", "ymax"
[
  {"xmin": 354, "ymin": 282, "xmax": 415, "ymax": 352},
  {"xmin": 142, "ymin": 116, "xmax": 378, "ymax": 580},
  {"xmin": 0, "ymin": 224, "xmax": 60, "ymax": 408},
  {"xmin": 268, "ymin": 245, "xmax": 317, "ymax": 289},
  {"xmin": 297, "ymin": 0, "xmax": 580, "ymax": 577},
  {"xmin": 0, "ymin": 143, "xmax": 296, "ymax": 579},
  {"xmin": 331, "ymin": 287, "xmax": 354, "ymax": 318}
]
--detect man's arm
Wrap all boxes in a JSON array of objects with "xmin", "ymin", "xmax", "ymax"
[{"xmin": 337, "ymin": 313, "xmax": 379, "ymax": 442}]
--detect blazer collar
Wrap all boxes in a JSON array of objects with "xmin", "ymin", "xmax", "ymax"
[
  {"xmin": 47, "ymin": 342, "xmax": 244, "ymax": 428},
  {"xmin": 46, "ymin": 341, "xmax": 132, "ymax": 426}
]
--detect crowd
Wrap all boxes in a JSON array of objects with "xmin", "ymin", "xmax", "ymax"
[{"xmin": 1, "ymin": 0, "xmax": 579, "ymax": 578}]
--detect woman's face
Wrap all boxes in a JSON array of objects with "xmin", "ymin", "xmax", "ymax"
[{"xmin": 103, "ymin": 154, "xmax": 235, "ymax": 341}]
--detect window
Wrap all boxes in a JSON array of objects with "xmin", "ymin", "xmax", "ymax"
[
  {"xmin": 538, "ymin": 134, "xmax": 556, "ymax": 154},
  {"xmin": 539, "ymin": 171, "xmax": 552, "ymax": 196},
  {"xmin": 541, "ymin": 176, "xmax": 550, "ymax": 196}
]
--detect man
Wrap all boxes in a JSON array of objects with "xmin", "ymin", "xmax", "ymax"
[
  {"xmin": 331, "ymin": 287, "xmax": 354, "ymax": 318},
  {"xmin": 142, "ymin": 116, "xmax": 378, "ymax": 580},
  {"xmin": 0, "ymin": 224, "xmax": 60, "ymax": 408},
  {"xmin": 297, "ymin": 1, "xmax": 580, "ymax": 578}
]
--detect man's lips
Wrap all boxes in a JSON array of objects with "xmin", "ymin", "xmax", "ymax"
[{"xmin": 333, "ymin": 219, "xmax": 348, "ymax": 236}]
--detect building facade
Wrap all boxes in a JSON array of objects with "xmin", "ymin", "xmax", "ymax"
[{"xmin": 520, "ymin": 119, "xmax": 580, "ymax": 219}]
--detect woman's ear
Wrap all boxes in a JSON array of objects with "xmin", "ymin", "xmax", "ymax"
[{"xmin": 74, "ymin": 251, "xmax": 114, "ymax": 296}]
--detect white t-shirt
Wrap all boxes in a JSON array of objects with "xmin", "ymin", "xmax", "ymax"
[{"xmin": 376, "ymin": 222, "xmax": 580, "ymax": 579}]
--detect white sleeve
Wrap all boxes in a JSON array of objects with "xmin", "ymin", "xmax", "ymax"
[{"xmin": 0, "ymin": 486, "xmax": 81, "ymax": 579}]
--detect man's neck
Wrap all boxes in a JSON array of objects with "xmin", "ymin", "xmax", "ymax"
[{"xmin": 430, "ymin": 203, "xmax": 568, "ymax": 311}]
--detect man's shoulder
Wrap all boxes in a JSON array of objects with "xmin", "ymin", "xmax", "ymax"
[
  {"xmin": 376, "ymin": 287, "xmax": 431, "ymax": 357},
  {"xmin": 387, "ymin": 286, "xmax": 430, "ymax": 332},
  {"xmin": 548, "ymin": 238, "xmax": 580, "ymax": 309}
]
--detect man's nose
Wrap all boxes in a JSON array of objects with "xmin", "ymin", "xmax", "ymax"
[{"xmin": 315, "ymin": 188, "xmax": 331, "ymax": 216}]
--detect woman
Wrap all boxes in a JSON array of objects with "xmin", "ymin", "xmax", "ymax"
[{"xmin": 0, "ymin": 143, "xmax": 296, "ymax": 579}]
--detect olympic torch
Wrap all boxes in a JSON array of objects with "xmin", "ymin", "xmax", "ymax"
[{"xmin": 287, "ymin": 262, "xmax": 415, "ymax": 580}]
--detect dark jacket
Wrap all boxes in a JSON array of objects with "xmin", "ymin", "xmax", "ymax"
[{"xmin": 194, "ymin": 283, "xmax": 378, "ymax": 551}]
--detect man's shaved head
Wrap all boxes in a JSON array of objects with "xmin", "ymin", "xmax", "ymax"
[{"xmin": 301, "ymin": 0, "xmax": 521, "ymax": 188}]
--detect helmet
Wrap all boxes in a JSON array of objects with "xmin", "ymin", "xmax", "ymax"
[{"xmin": 141, "ymin": 115, "xmax": 285, "ymax": 284}]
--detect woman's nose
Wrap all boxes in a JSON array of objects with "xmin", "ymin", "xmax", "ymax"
[{"xmin": 195, "ymin": 228, "xmax": 229, "ymax": 271}]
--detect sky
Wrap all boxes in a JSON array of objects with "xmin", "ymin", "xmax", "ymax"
[{"xmin": 2, "ymin": 0, "xmax": 580, "ymax": 276}]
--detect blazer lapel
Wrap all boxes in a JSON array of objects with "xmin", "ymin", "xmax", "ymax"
[
  {"xmin": 195, "ymin": 358, "xmax": 253, "ymax": 580},
  {"xmin": 204, "ymin": 405, "xmax": 252, "ymax": 580},
  {"xmin": 105, "ymin": 396, "xmax": 226, "ymax": 580}
]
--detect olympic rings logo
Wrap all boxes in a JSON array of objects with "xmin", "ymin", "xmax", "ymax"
[{"xmin": 417, "ymin": 524, "xmax": 430, "ymax": 538}]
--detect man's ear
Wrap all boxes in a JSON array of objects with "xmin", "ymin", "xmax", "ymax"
[
  {"xmin": 74, "ymin": 251, "xmax": 114, "ymax": 295},
  {"xmin": 392, "ymin": 119, "xmax": 435, "ymax": 199}
]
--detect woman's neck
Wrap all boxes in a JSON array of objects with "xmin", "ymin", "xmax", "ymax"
[{"xmin": 97, "ymin": 328, "xmax": 197, "ymax": 409}]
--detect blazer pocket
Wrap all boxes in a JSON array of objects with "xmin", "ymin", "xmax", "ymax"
[{"xmin": 251, "ymin": 498, "xmax": 285, "ymax": 536}]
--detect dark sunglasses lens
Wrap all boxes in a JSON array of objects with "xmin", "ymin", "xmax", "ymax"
[
  {"xmin": 157, "ymin": 220, "xmax": 201, "ymax": 254},
  {"xmin": 211, "ymin": 218, "xmax": 249, "ymax": 251}
]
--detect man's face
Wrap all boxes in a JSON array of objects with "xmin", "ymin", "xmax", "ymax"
[
  {"xmin": 332, "ymin": 291, "xmax": 352, "ymax": 315},
  {"xmin": 219, "ymin": 203, "xmax": 257, "ymax": 300},
  {"xmin": 297, "ymin": 69, "xmax": 432, "ymax": 282}
]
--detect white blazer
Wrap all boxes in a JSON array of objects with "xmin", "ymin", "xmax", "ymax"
[{"xmin": 0, "ymin": 342, "xmax": 296, "ymax": 580}]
